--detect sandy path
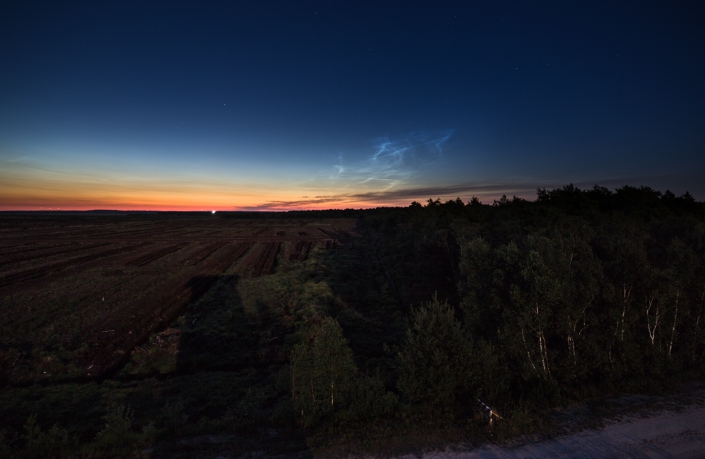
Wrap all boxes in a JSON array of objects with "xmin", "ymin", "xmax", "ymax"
[{"xmin": 409, "ymin": 404, "xmax": 705, "ymax": 459}]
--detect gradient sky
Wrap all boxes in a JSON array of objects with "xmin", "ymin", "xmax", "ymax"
[{"xmin": 1, "ymin": 1, "xmax": 704, "ymax": 210}]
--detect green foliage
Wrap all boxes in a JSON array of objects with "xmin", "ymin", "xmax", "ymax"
[
  {"xmin": 160, "ymin": 399, "xmax": 188, "ymax": 432},
  {"xmin": 291, "ymin": 317, "xmax": 357, "ymax": 426},
  {"xmin": 349, "ymin": 375, "xmax": 399, "ymax": 420},
  {"xmin": 396, "ymin": 295, "xmax": 475, "ymax": 414},
  {"xmin": 363, "ymin": 185, "xmax": 705, "ymax": 415},
  {"xmin": 454, "ymin": 193, "xmax": 705, "ymax": 407},
  {"xmin": 227, "ymin": 388, "xmax": 269, "ymax": 429},
  {"xmin": 0, "ymin": 429, "xmax": 10, "ymax": 455},
  {"xmin": 23, "ymin": 414, "xmax": 73, "ymax": 459},
  {"xmin": 87, "ymin": 400, "xmax": 142, "ymax": 455},
  {"xmin": 141, "ymin": 421, "xmax": 157, "ymax": 442},
  {"xmin": 98, "ymin": 401, "xmax": 133, "ymax": 438}
]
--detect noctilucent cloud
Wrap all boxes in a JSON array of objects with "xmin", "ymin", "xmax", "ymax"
[{"xmin": 1, "ymin": 2, "xmax": 704, "ymax": 210}]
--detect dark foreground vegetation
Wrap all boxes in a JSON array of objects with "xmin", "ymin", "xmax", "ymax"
[{"xmin": 1, "ymin": 184, "xmax": 704, "ymax": 457}]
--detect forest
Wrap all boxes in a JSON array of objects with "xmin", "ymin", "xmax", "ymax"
[
  {"xmin": 1, "ymin": 184, "xmax": 704, "ymax": 457},
  {"xmin": 288, "ymin": 184, "xmax": 705, "ymax": 448}
]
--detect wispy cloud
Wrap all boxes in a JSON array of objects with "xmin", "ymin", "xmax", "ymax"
[
  {"xmin": 330, "ymin": 130, "xmax": 454, "ymax": 188},
  {"xmin": 237, "ymin": 130, "xmax": 459, "ymax": 210}
]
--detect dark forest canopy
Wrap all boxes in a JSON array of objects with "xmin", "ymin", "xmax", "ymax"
[
  {"xmin": 336, "ymin": 183, "xmax": 705, "ymax": 417},
  {"xmin": 409, "ymin": 183, "xmax": 703, "ymax": 218}
]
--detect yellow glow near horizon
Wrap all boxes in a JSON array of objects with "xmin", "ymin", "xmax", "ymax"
[
  {"xmin": 0, "ymin": 165, "xmax": 406, "ymax": 211},
  {"xmin": 0, "ymin": 154, "xmax": 516, "ymax": 211}
]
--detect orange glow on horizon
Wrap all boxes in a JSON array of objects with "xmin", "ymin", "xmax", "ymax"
[
  {"xmin": 0, "ymin": 161, "xmax": 418, "ymax": 211},
  {"xmin": 0, "ymin": 187, "xmax": 416, "ymax": 211},
  {"xmin": 0, "ymin": 160, "xmax": 512, "ymax": 211},
  {"xmin": 0, "ymin": 199, "xmax": 410, "ymax": 212}
]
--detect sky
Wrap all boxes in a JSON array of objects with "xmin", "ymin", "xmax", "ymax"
[{"xmin": 1, "ymin": 1, "xmax": 704, "ymax": 211}]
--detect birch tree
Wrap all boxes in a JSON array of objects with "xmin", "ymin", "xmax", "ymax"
[{"xmin": 291, "ymin": 317, "xmax": 357, "ymax": 426}]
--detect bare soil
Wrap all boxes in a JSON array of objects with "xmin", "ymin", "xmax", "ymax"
[{"xmin": 0, "ymin": 215, "xmax": 355, "ymax": 385}]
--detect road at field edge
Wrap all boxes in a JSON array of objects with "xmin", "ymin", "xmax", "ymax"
[{"xmin": 401, "ymin": 404, "xmax": 705, "ymax": 459}]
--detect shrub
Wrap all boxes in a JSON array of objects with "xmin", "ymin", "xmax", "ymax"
[
  {"xmin": 350, "ymin": 375, "xmax": 399, "ymax": 420},
  {"xmin": 23, "ymin": 414, "xmax": 73, "ymax": 459},
  {"xmin": 227, "ymin": 388, "xmax": 269, "ymax": 429},
  {"xmin": 160, "ymin": 399, "xmax": 188, "ymax": 433},
  {"xmin": 97, "ymin": 401, "xmax": 134, "ymax": 438},
  {"xmin": 86, "ymin": 400, "xmax": 142, "ymax": 456}
]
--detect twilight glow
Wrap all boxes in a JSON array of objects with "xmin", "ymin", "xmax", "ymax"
[{"xmin": 1, "ymin": 2, "xmax": 703, "ymax": 210}]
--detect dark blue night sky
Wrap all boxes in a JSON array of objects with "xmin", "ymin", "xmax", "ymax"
[{"xmin": 1, "ymin": 1, "xmax": 703, "ymax": 210}]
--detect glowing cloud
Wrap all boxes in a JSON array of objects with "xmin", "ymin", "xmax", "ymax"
[{"xmin": 330, "ymin": 130, "xmax": 454, "ymax": 190}]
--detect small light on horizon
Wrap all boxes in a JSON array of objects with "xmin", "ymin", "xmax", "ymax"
[{"xmin": 212, "ymin": 210, "xmax": 216, "ymax": 214}]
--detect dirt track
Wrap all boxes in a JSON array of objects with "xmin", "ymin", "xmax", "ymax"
[{"xmin": 415, "ymin": 404, "xmax": 705, "ymax": 459}]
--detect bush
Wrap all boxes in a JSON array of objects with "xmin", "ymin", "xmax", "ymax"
[
  {"xmin": 349, "ymin": 375, "xmax": 399, "ymax": 420},
  {"xmin": 86, "ymin": 400, "xmax": 143, "ymax": 456},
  {"xmin": 227, "ymin": 388, "xmax": 269, "ymax": 429},
  {"xmin": 160, "ymin": 399, "xmax": 188, "ymax": 433},
  {"xmin": 23, "ymin": 414, "xmax": 74, "ymax": 459},
  {"xmin": 97, "ymin": 401, "xmax": 134, "ymax": 438}
]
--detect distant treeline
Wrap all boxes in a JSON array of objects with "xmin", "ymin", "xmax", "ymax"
[
  {"xmin": 219, "ymin": 209, "xmax": 369, "ymax": 219},
  {"xmin": 292, "ymin": 184, "xmax": 705, "ymax": 426}
]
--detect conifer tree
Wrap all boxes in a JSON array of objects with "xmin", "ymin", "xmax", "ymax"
[{"xmin": 397, "ymin": 295, "xmax": 475, "ymax": 414}]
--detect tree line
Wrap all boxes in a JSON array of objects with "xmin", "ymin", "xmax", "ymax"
[{"xmin": 291, "ymin": 185, "xmax": 705, "ymax": 426}]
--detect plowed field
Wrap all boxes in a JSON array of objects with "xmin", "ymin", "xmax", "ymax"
[{"xmin": 0, "ymin": 214, "xmax": 354, "ymax": 385}]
